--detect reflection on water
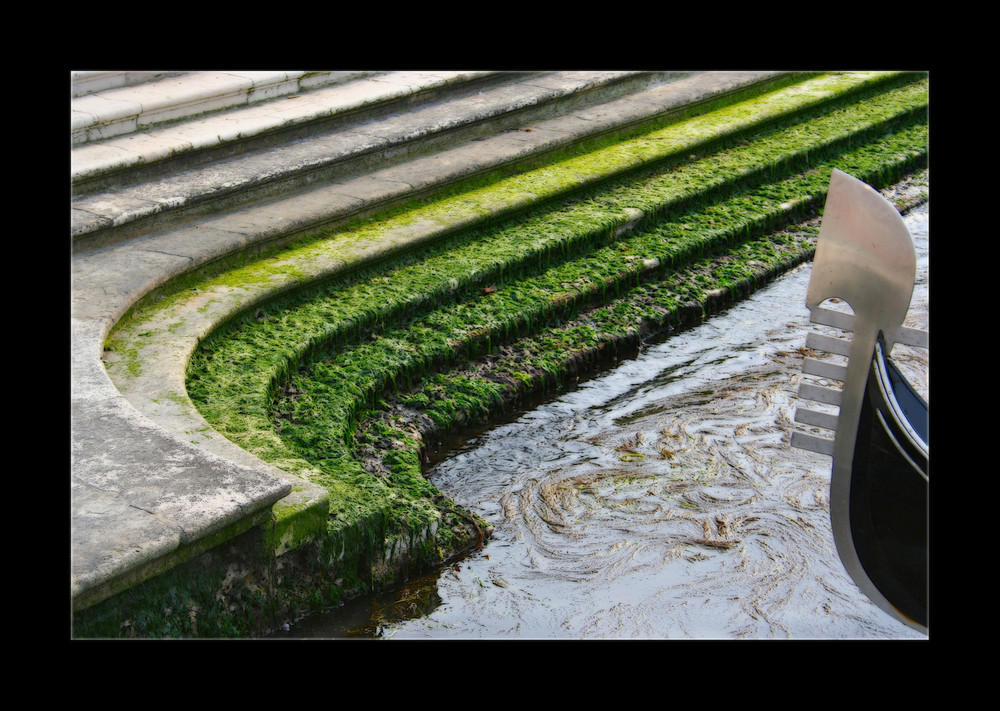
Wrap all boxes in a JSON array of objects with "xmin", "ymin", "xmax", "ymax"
[{"xmin": 273, "ymin": 206, "xmax": 929, "ymax": 640}]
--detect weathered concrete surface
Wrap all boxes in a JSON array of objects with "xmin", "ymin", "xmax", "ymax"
[{"xmin": 71, "ymin": 318, "xmax": 291, "ymax": 609}]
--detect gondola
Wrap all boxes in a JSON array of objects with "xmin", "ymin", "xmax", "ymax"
[{"xmin": 791, "ymin": 170, "xmax": 928, "ymax": 633}]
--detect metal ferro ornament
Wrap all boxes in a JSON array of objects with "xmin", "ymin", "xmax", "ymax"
[{"xmin": 791, "ymin": 169, "xmax": 928, "ymax": 632}]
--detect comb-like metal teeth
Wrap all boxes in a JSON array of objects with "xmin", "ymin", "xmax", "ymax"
[
  {"xmin": 802, "ymin": 357, "xmax": 847, "ymax": 381},
  {"xmin": 794, "ymin": 407, "xmax": 839, "ymax": 431},
  {"xmin": 810, "ymin": 305, "xmax": 855, "ymax": 331},
  {"xmin": 790, "ymin": 431, "xmax": 835, "ymax": 456},
  {"xmin": 797, "ymin": 382, "xmax": 842, "ymax": 405},
  {"xmin": 889, "ymin": 325, "xmax": 929, "ymax": 349},
  {"xmin": 810, "ymin": 306, "xmax": 928, "ymax": 350},
  {"xmin": 794, "ymin": 314, "xmax": 848, "ymax": 456},
  {"xmin": 805, "ymin": 331, "xmax": 852, "ymax": 356},
  {"xmin": 792, "ymin": 285, "xmax": 927, "ymax": 463}
]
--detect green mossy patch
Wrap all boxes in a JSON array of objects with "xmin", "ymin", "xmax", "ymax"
[{"xmin": 193, "ymin": 114, "xmax": 927, "ymax": 482}]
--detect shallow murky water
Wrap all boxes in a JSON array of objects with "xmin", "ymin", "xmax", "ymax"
[{"xmin": 273, "ymin": 206, "xmax": 929, "ymax": 640}]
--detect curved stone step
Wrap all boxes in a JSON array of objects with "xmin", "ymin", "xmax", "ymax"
[{"xmin": 70, "ymin": 316, "xmax": 297, "ymax": 611}]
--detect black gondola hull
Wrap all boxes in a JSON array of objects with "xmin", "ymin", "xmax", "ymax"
[{"xmin": 848, "ymin": 339, "xmax": 928, "ymax": 628}]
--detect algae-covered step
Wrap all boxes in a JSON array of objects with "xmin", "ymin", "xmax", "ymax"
[
  {"xmin": 186, "ymin": 89, "xmax": 928, "ymax": 484},
  {"xmin": 271, "ymin": 123, "xmax": 927, "ymax": 491}
]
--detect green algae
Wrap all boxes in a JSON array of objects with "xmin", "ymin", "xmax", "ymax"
[
  {"xmin": 188, "ymin": 78, "xmax": 927, "ymax": 374},
  {"xmin": 344, "ymin": 226, "xmax": 822, "ymax": 496},
  {"xmin": 358, "ymin": 226, "xmax": 819, "ymax": 481},
  {"xmin": 189, "ymin": 90, "xmax": 928, "ymax": 475}
]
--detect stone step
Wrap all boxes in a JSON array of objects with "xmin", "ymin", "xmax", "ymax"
[
  {"xmin": 70, "ymin": 71, "xmax": 703, "ymax": 252},
  {"xmin": 71, "ymin": 71, "xmax": 516, "ymax": 193},
  {"xmin": 71, "ymin": 71, "xmax": 764, "ymax": 252},
  {"xmin": 71, "ymin": 70, "xmax": 385, "ymax": 146},
  {"xmin": 72, "ymin": 71, "xmax": 188, "ymax": 97}
]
